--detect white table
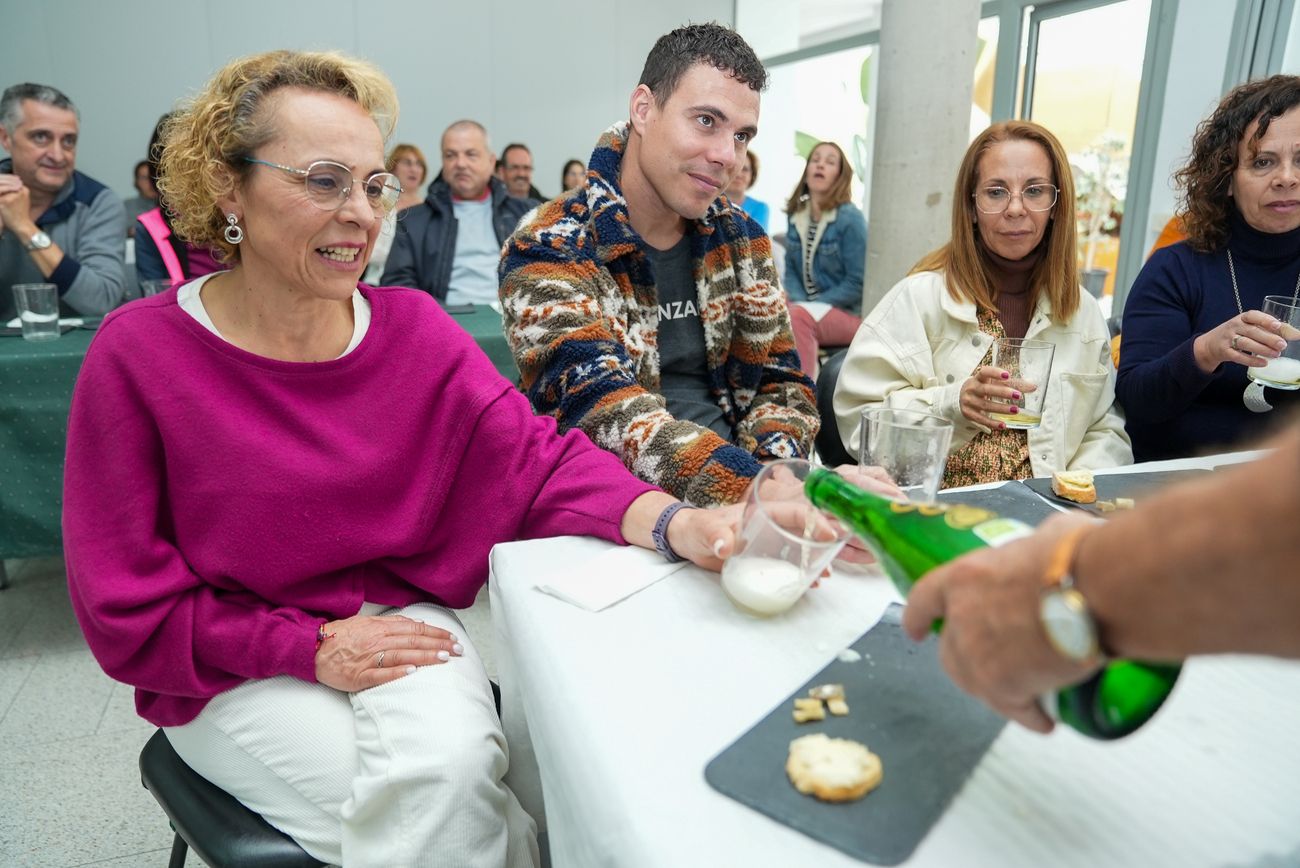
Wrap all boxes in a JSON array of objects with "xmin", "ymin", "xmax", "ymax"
[{"xmin": 489, "ymin": 452, "xmax": 1300, "ymax": 867}]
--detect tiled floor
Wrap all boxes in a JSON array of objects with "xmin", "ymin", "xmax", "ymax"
[{"xmin": 0, "ymin": 557, "xmax": 499, "ymax": 868}]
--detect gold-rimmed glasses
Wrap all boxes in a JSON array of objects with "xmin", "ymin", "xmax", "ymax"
[
  {"xmin": 243, "ymin": 158, "xmax": 402, "ymax": 214},
  {"xmin": 972, "ymin": 183, "xmax": 1059, "ymax": 214}
]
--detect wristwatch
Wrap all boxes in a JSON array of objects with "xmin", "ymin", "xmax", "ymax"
[
  {"xmin": 651, "ymin": 502, "xmax": 697, "ymax": 563},
  {"xmin": 25, "ymin": 230, "xmax": 51, "ymax": 252},
  {"xmin": 1039, "ymin": 525, "xmax": 1103, "ymax": 664}
]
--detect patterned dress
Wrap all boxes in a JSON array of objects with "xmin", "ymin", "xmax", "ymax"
[{"xmin": 942, "ymin": 308, "xmax": 1032, "ymax": 487}]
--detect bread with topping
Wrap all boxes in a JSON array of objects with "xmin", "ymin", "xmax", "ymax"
[{"xmin": 1051, "ymin": 469, "xmax": 1097, "ymax": 504}]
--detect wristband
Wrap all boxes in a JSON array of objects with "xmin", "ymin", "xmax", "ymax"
[{"xmin": 651, "ymin": 502, "xmax": 697, "ymax": 563}]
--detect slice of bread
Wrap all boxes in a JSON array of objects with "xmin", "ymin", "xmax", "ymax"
[{"xmin": 1051, "ymin": 469, "xmax": 1097, "ymax": 504}]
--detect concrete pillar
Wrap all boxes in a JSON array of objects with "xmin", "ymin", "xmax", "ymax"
[{"xmin": 863, "ymin": 0, "xmax": 982, "ymax": 311}]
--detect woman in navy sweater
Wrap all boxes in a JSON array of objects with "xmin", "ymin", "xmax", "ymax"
[{"xmin": 1118, "ymin": 75, "xmax": 1300, "ymax": 460}]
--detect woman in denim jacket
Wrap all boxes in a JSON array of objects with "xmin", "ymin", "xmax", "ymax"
[{"xmin": 783, "ymin": 141, "xmax": 868, "ymax": 378}]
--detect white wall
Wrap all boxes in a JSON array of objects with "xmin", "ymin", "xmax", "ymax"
[{"xmin": 0, "ymin": 0, "xmax": 731, "ymax": 202}]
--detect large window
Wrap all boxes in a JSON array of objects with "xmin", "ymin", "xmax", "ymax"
[
  {"xmin": 741, "ymin": 0, "xmax": 1295, "ymax": 311},
  {"xmin": 1023, "ymin": 0, "xmax": 1152, "ymax": 308},
  {"xmin": 752, "ymin": 22, "xmax": 1000, "ymax": 241}
]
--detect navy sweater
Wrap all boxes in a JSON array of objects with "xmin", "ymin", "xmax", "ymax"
[{"xmin": 1117, "ymin": 208, "xmax": 1300, "ymax": 460}]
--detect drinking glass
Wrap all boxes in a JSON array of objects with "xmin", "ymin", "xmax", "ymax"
[
  {"xmin": 12, "ymin": 283, "xmax": 60, "ymax": 341},
  {"xmin": 1249, "ymin": 296, "xmax": 1300, "ymax": 390},
  {"xmin": 858, "ymin": 408, "xmax": 953, "ymax": 503},
  {"xmin": 990, "ymin": 337, "xmax": 1055, "ymax": 428},
  {"xmin": 719, "ymin": 459, "xmax": 851, "ymax": 617}
]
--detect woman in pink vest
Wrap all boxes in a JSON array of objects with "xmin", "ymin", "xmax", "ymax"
[{"xmin": 134, "ymin": 113, "xmax": 222, "ymax": 287}]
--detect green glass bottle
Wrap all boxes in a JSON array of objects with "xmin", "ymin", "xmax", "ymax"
[{"xmin": 804, "ymin": 467, "xmax": 1181, "ymax": 740}]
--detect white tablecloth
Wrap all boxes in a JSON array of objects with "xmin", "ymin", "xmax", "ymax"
[{"xmin": 488, "ymin": 452, "xmax": 1300, "ymax": 867}]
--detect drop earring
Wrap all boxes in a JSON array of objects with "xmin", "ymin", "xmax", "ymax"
[{"xmin": 223, "ymin": 212, "xmax": 244, "ymax": 245}]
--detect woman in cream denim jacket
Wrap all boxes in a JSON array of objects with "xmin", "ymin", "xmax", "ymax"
[{"xmin": 833, "ymin": 121, "xmax": 1131, "ymax": 484}]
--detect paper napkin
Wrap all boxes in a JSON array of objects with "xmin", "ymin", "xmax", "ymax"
[{"xmin": 535, "ymin": 545, "xmax": 689, "ymax": 611}]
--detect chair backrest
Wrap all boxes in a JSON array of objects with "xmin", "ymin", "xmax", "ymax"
[{"xmin": 814, "ymin": 349, "xmax": 855, "ymax": 467}]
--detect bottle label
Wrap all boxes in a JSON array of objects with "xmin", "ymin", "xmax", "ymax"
[{"xmin": 972, "ymin": 517, "xmax": 1034, "ymax": 547}]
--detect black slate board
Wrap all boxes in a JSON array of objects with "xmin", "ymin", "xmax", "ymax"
[
  {"xmin": 1022, "ymin": 469, "xmax": 1210, "ymax": 515},
  {"xmin": 936, "ymin": 481, "xmax": 1061, "ymax": 527},
  {"xmin": 704, "ymin": 605, "xmax": 1006, "ymax": 865}
]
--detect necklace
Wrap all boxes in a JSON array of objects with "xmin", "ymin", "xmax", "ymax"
[
  {"xmin": 1226, "ymin": 249, "xmax": 1300, "ymax": 313},
  {"xmin": 1226, "ymin": 249, "xmax": 1300, "ymax": 413}
]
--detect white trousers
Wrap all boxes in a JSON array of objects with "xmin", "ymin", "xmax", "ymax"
[{"xmin": 164, "ymin": 602, "xmax": 538, "ymax": 868}]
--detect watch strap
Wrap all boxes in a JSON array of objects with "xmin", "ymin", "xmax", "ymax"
[{"xmin": 652, "ymin": 502, "xmax": 696, "ymax": 563}]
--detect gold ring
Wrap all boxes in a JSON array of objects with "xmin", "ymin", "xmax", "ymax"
[
  {"xmin": 377, "ymin": 650, "xmax": 386, "ymax": 668},
  {"xmin": 1231, "ymin": 335, "xmax": 1241, "ymax": 351}
]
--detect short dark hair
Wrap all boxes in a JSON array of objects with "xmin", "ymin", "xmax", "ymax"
[
  {"xmin": 0, "ymin": 82, "xmax": 79, "ymax": 132},
  {"xmin": 638, "ymin": 23, "xmax": 767, "ymax": 104},
  {"xmin": 1176, "ymin": 74, "xmax": 1300, "ymax": 252},
  {"xmin": 502, "ymin": 143, "xmax": 530, "ymax": 159}
]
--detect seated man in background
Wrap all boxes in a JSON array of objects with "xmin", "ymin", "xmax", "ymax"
[
  {"xmin": 498, "ymin": 142, "xmax": 544, "ymax": 201},
  {"xmin": 0, "ymin": 82, "xmax": 126, "ymax": 320},
  {"xmin": 499, "ymin": 23, "xmax": 818, "ymax": 506},
  {"xmin": 381, "ymin": 119, "xmax": 535, "ymax": 305}
]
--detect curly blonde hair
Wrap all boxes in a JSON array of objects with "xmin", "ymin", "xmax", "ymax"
[{"xmin": 157, "ymin": 50, "xmax": 398, "ymax": 263}]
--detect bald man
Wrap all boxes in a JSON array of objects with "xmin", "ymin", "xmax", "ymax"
[{"xmin": 381, "ymin": 120, "xmax": 537, "ymax": 304}]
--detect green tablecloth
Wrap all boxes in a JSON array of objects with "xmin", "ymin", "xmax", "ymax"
[
  {"xmin": 0, "ymin": 305, "xmax": 517, "ymax": 560},
  {"xmin": 0, "ymin": 328, "xmax": 92, "ymax": 559},
  {"xmin": 446, "ymin": 304, "xmax": 518, "ymax": 385}
]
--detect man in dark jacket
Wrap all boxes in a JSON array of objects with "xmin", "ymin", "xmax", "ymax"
[{"xmin": 381, "ymin": 120, "xmax": 535, "ymax": 304}]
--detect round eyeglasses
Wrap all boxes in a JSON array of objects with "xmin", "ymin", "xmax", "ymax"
[
  {"xmin": 972, "ymin": 184, "xmax": 1059, "ymax": 214},
  {"xmin": 244, "ymin": 158, "xmax": 402, "ymax": 214}
]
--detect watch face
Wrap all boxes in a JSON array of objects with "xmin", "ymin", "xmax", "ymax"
[
  {"xmin": 28, "ymin": 231, "xmax": 51, "ymax": 250},
  {"xmin": 1040, "ymin": 589, "xmax": 1098, "ymax": 662}
]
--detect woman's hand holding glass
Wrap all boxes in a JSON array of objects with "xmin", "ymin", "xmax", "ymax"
[
  {"xmin": 1193, "ymin": 309, "xmax": 1286, "ymax": 374},
  {"xmin": 959, "ymin": 365, "xmax": 1029, "ymax": 430},
  {"xmin": 314, "ymin": 614, "xmax": 463, "ymax": 692},
  {"xmin": 751, "ymin": 461, "xmax": 900, "ymax": 566},
  {"xmin": 664, "ymin": 504, "xmax": 741, "ymax": 571}
]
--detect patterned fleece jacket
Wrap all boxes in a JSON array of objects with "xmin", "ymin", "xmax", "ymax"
[{"xmin": 498, "ymin": 122, "xmax": 818, "ymax": 506}]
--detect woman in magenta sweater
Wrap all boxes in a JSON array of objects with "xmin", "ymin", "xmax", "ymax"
[{"xmin": 62, "ymin": 51, "xmax": 738, "ymax": 868}]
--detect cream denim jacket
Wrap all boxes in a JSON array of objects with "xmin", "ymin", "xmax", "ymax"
[{"xmin": 833, "ymin": 270, "xmax": 1133, "ymax": 477}]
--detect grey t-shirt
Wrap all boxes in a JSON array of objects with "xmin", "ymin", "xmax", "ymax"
[{"xmin": 644, "ymin": 234, "xmax": 731, "ymax": 439}]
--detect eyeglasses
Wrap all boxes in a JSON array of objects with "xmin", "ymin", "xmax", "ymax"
[
  {"xmin": 972, "ymin": 184, "xmax": 1059, "ymax": 214},
  {"xmin": 243, "ymin": 158, "xmax": 402, "ymax": 214}
]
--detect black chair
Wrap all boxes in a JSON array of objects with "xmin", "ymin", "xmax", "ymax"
[
  {"xmin": 140, "ymin": 729, "xmax": 324, "ymax": 868},
  {"xmin": 139, "ymin": 682, "xmax": 503, "ymax": 867},
  {"xmin": 814, "ymin": 349, "xmax": 855, "ymax": 467}
]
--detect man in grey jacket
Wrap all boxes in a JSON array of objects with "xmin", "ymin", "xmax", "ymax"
[
  {"xmin": 380, "ymin": 119, "xmax": 534, "ymax": 304},
  {"xmin": 0, "ymin": 82, "xmax": 126, "ymax": 321}
]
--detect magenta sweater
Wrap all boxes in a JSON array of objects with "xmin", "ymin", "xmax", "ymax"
[{"xmin": 63, "ymin": 284, "xmax": 655, "ymax": 726}]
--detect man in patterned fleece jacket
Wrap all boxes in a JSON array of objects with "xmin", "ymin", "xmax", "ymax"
[{"xmin": 498, "ymin": 24, "xmax": 818, "ymax": 507}]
